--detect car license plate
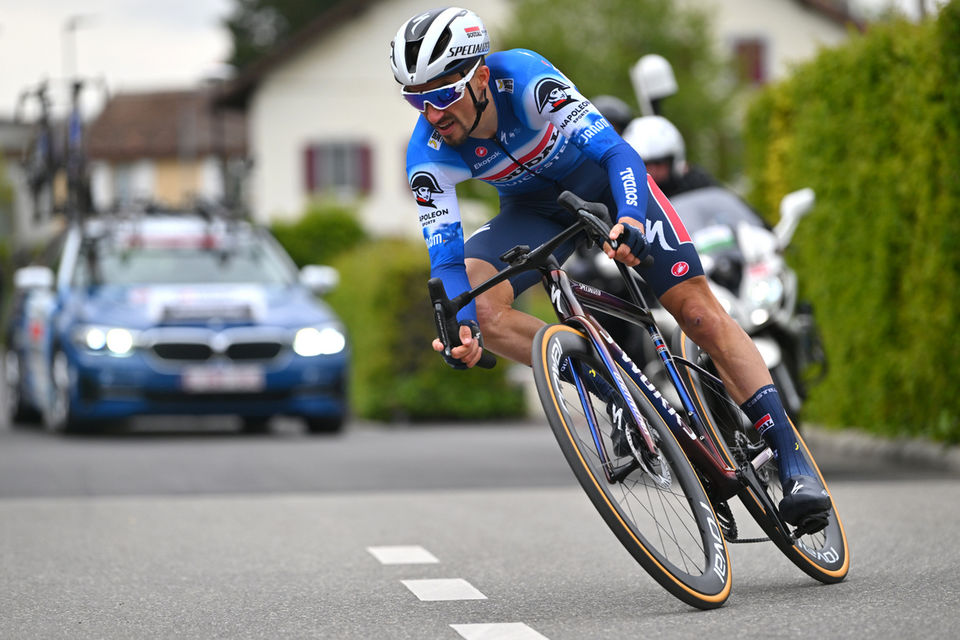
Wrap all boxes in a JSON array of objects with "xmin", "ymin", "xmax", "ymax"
[{"xmin": 181, "ymin": 365, "xmax": 265, "ymax": 393}]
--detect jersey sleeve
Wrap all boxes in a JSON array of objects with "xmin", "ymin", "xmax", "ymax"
[
  {"xmin": 516, "ymin": 51, "xmax": 648, "ymax": 225},
  {"xmin": 406, "ymin": 125, "xmax": 477, "ymax": 324}
]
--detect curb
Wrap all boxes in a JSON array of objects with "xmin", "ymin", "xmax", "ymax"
[{"xmin": 803, "ymin": 424, "xmax": 960, "ymax": 475}]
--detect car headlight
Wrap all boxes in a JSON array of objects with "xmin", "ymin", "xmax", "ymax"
[
  {"xmin": 75, "ymin": 326, "xmax": 137, "ymax": 356},
  {"xmin": 293, "ymin": 326, "xmax": 346, "ymax": 356}
]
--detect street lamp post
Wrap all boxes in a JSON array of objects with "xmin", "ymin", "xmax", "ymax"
[{"xmin": 62, "ymin": 15, "xmax": 94, "ymax": 81}]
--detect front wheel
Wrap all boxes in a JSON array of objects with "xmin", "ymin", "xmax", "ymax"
[
  {"xmin": 532, "ymin": 324, "xmax": 732, "ymax": 609},
  {"xmin": 43, "ymin": 350, "xmax": 83, "ymax": 433},
  {"xmin": 672, "ymin": 329, "xmax": 849, "ymax": 584}
]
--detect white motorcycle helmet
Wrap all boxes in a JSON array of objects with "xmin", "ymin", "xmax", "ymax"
[
  {"xmin": 622, "ymin": 115, "xmax": 686, "ymax": 177},
  {"xmin": 390, "ymin": 7, "xmax": 491, "ymax": 86}
]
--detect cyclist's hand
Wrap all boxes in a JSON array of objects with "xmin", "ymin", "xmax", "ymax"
[
  {"xmin": 432, "ymin": 322, "xmax": 484, "ymax": 369},
  {"xmin": 605, "ymin": 216, "xmax": 648, "ymax": 267}
]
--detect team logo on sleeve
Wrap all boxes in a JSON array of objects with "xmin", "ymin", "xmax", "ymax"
[
  {"xmin": 495, "ymin": 78, "xmax": 514, "ymax": 93},
  {"xmin": 535, "ymin": 78, "xmax": 577, "ymax": 113},
  {"xmin": 427, "ymin": 129, "xmax": 443, "ymax": 150},
  {"xmin": 410, "ymin": 171, "xmax": 444, "ymax": 207}
]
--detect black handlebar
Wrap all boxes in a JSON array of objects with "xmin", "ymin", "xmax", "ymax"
[
  {"xmin": 557, "ymin": 191, "xmax": 654, "ymax": 267},
  {"xmin": 426, "ymin": 190, "xmax": 654, "ymax": 370},
  {"xmin": 428, "ymin": 278, "xmax": 497, "ymax": 369}
]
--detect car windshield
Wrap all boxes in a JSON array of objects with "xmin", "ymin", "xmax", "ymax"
[
  {"xmin": 669, "ymin": 186, "xmax": 767, "ymax": 233},
  {"xmin": 72, "ymin": 241, "xmax": 296, "ymax": 287}
]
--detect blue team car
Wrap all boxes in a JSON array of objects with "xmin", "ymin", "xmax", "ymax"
[{"xmin": 4, "ymin": 211, "xmax": 349, "ymax": 433}]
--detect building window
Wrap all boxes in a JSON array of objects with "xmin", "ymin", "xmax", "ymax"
[
  {"xmin": 733, "ymin": 38, "xmax": 767, "ymax": 86},
  {"xmin": 304, "ymin": 142, "xmax": 372, "ymax": 197}
]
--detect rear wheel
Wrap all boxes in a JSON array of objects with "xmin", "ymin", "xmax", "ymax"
[
  {"xmin": 672, "ymin": 329, "xmax": 849, "ymax": 584},
  {"xmin": 5, "ymin": 349, "xmax": 41, "ymax": 425},
  {"xmin": 532, "ymin": 324, "xmax": 731, "ymax": 609}
]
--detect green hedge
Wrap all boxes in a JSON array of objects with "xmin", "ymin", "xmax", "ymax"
[
  {"xmin": 270, "ymin": 202, "xmax": 367, "ymax": 267},
  {"xmin": 325, "ymin": 238, "xmax": 525, "ymax": 422},
  {"xmin": 743, "ymin": 3, "xmax": 960, "ymax": 441}
]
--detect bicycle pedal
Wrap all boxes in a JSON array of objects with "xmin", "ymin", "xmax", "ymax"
[{"xmin": 792, "ymin": 512, "xmax": 829, "ymax": 538}]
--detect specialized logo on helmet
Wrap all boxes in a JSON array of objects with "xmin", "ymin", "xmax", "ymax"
[
  {"xmin": 410, "ymin": 171, "xmax": 443, "ymax": 208},
  {"xmin": 535, "ymin": 78, "xmax": 577, "ymax": 113},
  {"xmin": 406, "ymin": 9, "xmax": 442, "ymax": 39}
]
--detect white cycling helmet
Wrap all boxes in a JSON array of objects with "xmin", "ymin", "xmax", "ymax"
[
  {"xmin": 390, "ymin": 7, "xmax": 491, "ymax": 86},
  {"xmin": 622, "ymin": 115, "xmax": 686, "ymax": 176}
]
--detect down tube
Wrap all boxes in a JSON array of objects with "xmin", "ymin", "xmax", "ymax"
[{"xmin": 601, "ymin": 336, "xmax": 697, "ymax": 442}]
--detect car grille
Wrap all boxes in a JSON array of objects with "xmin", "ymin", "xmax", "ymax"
[
  {"xmin": 226, "ymin": 342, "xmax": 282, "ymax": 360},
  {"xmin": 145, "ymin": 329, "xmax": 287, "ymax": 364},
  {"xmin": 153, "ymin": 343, "xmax": 214, "ymax": 361}
]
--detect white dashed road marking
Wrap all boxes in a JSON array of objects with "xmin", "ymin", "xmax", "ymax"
[
  {"xmin": 400, "ymin": 578, "xmax": 487, "ymax": 601},
  {"xmin": 450, "ymin": 622, "xmax": 551, "ymax": 640},
  {"xmin": 366, "ymin": 545, "xmax": 439, "ymax": 564}
]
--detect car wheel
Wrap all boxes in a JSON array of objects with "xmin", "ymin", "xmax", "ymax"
[
  {"xmin": 43, "ymin": 350, "xmax": 78, "ymax": 433},
  {"xmin": 240, "ymin": 416, "xmax": 272, "ymax": 434},
  {"xmin": 304, "ymin": 415, "xmax": 344, "ymax": 434},
  {"xmin": 5, "ymin": 349, "xmax": 41, "ymax": 426}
]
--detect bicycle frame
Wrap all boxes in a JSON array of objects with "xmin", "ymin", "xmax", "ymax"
[
  {"xmin": 442, "ymin": 209, "xmax": 755, "ymax": 503},
  {"xmin": 542, "ymin": 258, "xmax": 749, "ymax": 499}
]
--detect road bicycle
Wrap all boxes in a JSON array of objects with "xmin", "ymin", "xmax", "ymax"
[
  {"xmin": 428, "ymin": 191, "xmax": 849, "ymax": 609},
  {"xmin": 16, "ymin": 82, "xmax": 58, "ymax": 222}
]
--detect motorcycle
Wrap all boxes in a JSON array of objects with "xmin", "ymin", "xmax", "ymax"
[{"xmin": 565, "ymin": 186, "xmax": 826, "ymax": 424}]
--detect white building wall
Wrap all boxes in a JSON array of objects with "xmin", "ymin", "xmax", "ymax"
[{"xmin": 680, "ymin": 0, "xmax": 850, "ymax": 80}]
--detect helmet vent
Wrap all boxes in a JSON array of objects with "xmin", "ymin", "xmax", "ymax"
[
  {"xmin": 429, "ymin": 28, "xmax": 452, "ymax": 65},
  {"xmin": 404, "ymin": 40, "xmax": 422, "ymax": 75}
]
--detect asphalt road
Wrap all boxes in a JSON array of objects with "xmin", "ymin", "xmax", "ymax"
[{"xmin": 2, "ymin": 416, "xmax": 959, "ymax": 639}]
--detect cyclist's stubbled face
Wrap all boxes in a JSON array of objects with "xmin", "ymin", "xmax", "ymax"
[{"xmin": 411, "ymin": 67, "xmax": 487, "ymax": 146}]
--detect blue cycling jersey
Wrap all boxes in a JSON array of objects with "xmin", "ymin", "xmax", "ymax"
[{"xmin": 405, "ymin": 49, "xmax": 648, "ymax": 323}]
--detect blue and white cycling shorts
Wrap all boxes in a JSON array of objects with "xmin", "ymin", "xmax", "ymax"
[{"xmin": 464, "ymin": 159, "xmax": 704, "ymax": 298}]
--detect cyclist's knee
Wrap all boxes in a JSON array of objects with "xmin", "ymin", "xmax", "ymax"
[{"xmin": 665, "ymin": 286, "xmax": 730, "ymax": 347}]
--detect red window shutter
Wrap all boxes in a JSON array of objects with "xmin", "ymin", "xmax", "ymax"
[
  {"xmin": 358, "ymin": 144, "xmax": 372, "ymax": 193},
  {"xmin": 304, "ymin": 146, "xmax": 316, "ymax": 193}
]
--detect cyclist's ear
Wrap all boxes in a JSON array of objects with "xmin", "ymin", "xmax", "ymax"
[{"xmin": 475, "ymin": 64, "xmax": 491, "ymax": 90}]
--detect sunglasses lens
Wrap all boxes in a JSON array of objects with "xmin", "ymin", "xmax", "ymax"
[
  {"xmin": 403, "ymin": 93, "xmax": 428, "ymax": 111},
  {"xmin": 403, "ymin": 84, "xmax": 464, "ymax": 112}
]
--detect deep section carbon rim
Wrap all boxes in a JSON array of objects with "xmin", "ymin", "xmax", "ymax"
[
  {"xmin": 533, "ymin": 324, "xmax": 731, "ymax": 608},
  {"xmin": 673, "ymin": 329, "xmax": 849, "ymax": 583}
]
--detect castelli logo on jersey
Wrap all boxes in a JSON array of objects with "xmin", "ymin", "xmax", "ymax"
[
  {"xmin": 671, "ymin": 261, "xmax": 690, "ymax": 277},
  {"xmin": 475, "ymin": 146, "xmax": 487, "ymax": 157}
]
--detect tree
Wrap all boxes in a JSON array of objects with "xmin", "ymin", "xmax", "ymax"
[
  {"xmin": 499, "ymin": 0, "xmax": 743, "ymax": 181},
  {"xmin": 224, "ymin": 0, "xmax": 343, "ymax": 70}
]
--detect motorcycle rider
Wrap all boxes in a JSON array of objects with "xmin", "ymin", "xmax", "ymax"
[
  {"xmin": 391, "ymin": 6, "xmax": 830, "ymax": 526},
  {"xmin": 590, "ymin": 94, "xmax": 634, "ymax": 135},
  {"xmin": 622, "ymin": 115, "xmax": 716, "ymax": 197}
]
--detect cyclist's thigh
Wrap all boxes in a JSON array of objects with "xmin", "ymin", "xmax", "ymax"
[
  {"xmin": 464, "ymin": 198, "xmax": 578, "ymax": 297},
  {"xmin": 635, "ymin": 175, "xmax": 705, "ymax": 297}
]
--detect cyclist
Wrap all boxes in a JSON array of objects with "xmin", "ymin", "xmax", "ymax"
[
  {"xmin": 622, "ymin": 115, "xmax": 716, "ymax": 198},
  {"xmin": 390, "ymin": 6, "xmax": 830, "ymax": 526}
]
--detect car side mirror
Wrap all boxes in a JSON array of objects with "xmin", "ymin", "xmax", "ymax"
[
  {"xmin": 300, "ymin": 265, "xmax": 339, "ymax": 295},
  {"xmin": 13, "ymin": 265, "xmax": 55, "ymax": 291},
  {"xmin": 773, "ymin": 188, "xmax": 815, "ymax": 250}
]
